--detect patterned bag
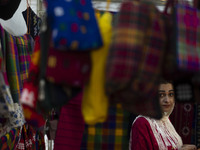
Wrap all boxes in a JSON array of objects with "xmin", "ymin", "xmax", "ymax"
[
  {"xmin": 46, "ymin": 0, "xmax": 103, "ymax": 50},
  {"xmin": 105, "ymin": 1, "xmax": 166, "ymax": 119}
]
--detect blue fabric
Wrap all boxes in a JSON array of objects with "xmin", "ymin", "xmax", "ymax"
[{"xmin": 46, "ymin": 0, "xmax": 103, "ymax": 51}]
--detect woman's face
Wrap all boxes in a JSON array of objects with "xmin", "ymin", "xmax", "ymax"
[{"xmin": 158, "ymin": 83, "xmax": 175, "ymax": 116}]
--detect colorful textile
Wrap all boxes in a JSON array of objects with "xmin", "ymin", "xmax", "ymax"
[
  {"xmin": 0, "ymin": 126, "xmax": 22, "ymax": 150},
  {"xmin": 4, "ymin": 29, "xmax": 21, "ymax": 103},
  {"xmin": 174, "ymin": 4, "xmax": 200, "ymax": 72},
  {"xmin": 16, "ymin": 124, "xmax": 45, "ymax": 150},
  {"xmin": 15, "ymin": 34, "xmax": 34, "ymax": 83},
  {"xmin": 20, "ymin": 36, "xmax": 45, "ymax": 128},
  {"xmin": 45, "ymin": 49, "xmax": 91, "ymax": 87},
  {"xmin": 170, "ymin": 102, "xmax": 195, "ymax": 144},
  {"xmin": 129, "ymin": 116, "xmax": 183, "ymax": 150},
  {"xmin": 105, "ymin": 1, "xmax": 165, "ymax": 119},
  {"xmin": 54, "ymin": 92, "xmax": 85, "ymax": 150},
  {"xmin": 81, "ymin": 104, "xmax": 130, "ymax": 150},
  {"xmin": 82, "ymin": 12, "xmax": 112, "ymax": 125},
  {"xmin": 22, "ymin": 6, "xmax": 42, "ymax": 39},
  {"xmin": 46, "ymin": 0, "xmax": 103, "ymax": 50}
]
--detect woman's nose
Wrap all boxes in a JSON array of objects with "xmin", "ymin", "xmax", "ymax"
[{"xmin": 163, "ymin": 96, "xmax": 170, "ymax": 103}]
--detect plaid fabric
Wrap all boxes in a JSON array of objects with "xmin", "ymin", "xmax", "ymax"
[
  {"xmin": 0, "ymin": 126, "xmax": 22, "ymax": 150},
  {"xmin": 15, "ymin": 34, "xmax": 34, "ymax": 84},
  {"xmin": 175, "ymin": 4, "xmax": 200, "ymax": 72},
  {"xmin": 81, "ymin": 104, "xmax": 130, "ymax": 150},
  {"xmin": 105, "ymin": 1, "xmax": 165, "ymax": 119},
  {"xmin": 5, "ymin": 30, "xmax": 22, "ymax": 103}
]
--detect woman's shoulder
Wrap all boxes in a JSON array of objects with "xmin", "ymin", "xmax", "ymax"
[{"xmin": 132, "ymin": 115, "xmax": 151, "ymax": 127}]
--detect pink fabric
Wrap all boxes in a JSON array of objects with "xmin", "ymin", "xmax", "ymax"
[{"xmin": 54, "ymin": 92, "xmax": 85, "ymax": 150}]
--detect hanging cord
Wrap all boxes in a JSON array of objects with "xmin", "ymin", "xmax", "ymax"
[
  {"xmin": 26, "ymin": 0, "xmax": 31, "ymax": 34},
  {"xmin": 106, "ymin": 0, "xmax": 111, "ymax": 12}
]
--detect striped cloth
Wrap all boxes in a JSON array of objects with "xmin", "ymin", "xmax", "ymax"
[
  {"xmin": 54, "ymin": 92, "xmax": 85, "ymax": 150},
  {"xmin": 81, "ymin": 104, "xmax": 130, "ymax": 150},
  {"xmin": 175, "ymin": 4, "xmax": 200, "ymax": 72},
  {"xmin": 4, "ymin": 27, "xmax": 33, "ymax": 103},
  {"xmin": 105, "ymin": 1, "xmax": 166, "ymax": 119}
]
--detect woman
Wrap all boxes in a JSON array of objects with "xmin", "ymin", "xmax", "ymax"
[{"xmin": 129, "ymin": 80, "xmax": 197, "ymax": 150}]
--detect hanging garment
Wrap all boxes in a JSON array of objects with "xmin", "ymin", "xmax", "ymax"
[
  {"xmin": 20, "ymin": 36, "xmax": 45, "ymax": 128},
  {"xmin": 0, "ymin": 0, "xmax": 21, "ymax": 20},
  {"xmin": 46, "ymin": 0, "xmax": 103, "ymax": 51},
  {"xmin": 22, "ymin": 6, "xmax": 42, "ymax": 39},
  {"xmin": 3, "ymin": 26, "xmax": 34, "ymax": 103},
  {"xmin": 105, "ymin": 1, "xmax": 165, "ymax": 119},
  {"xmin": 82, "ymin": 12, "xmax": 112, "ymax": 125},
  {"xmin": 54, "ymin": 92, "xmax": 85, "ymax": 150},
  {"xmin": 162, "ymin": 3, "xmax": 200, "ymax": 80}
]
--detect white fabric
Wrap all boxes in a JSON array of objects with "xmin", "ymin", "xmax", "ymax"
[{"xmin": 144, "ymin": 115, "xmax": 183, "ymax": 150}]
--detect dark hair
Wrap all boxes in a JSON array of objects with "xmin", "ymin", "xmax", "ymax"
[{"xmin": 159, "ymin": 79, "xmax": 173, "ymax": 85}]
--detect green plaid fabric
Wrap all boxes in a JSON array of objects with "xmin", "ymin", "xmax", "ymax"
[
  {"xmin": 81, "ymin": 104, "xmax": 130, "ymax": 150},
  {"xmin": 15, "ymin": 35, "xmax": 34, "ymax": 83},
  {"xmin": 5, "ymin": 30, "xmax": 22, "ymax": 103}
]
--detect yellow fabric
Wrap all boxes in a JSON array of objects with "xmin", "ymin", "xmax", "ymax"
[{"xmin": 82, "ymin": 12, "xmax": 112, "ymax": 125}]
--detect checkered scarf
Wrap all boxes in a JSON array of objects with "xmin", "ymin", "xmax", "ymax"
[
  {"xmin": 15, "ymin": 34, "xmax": 34, "ymax": 83},
  {"xmin": 81, "ymin": 104, "xmax": 130, "ymax": 150},
  {"xmin": 174, "ymin": 4, "xmax": 200, "ymax": 72},
  {"xmin": 105, "ymin": 1, "xmax": 166, "ymax": 118}
]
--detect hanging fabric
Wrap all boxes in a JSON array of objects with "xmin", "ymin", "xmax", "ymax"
[
  {"xmin": 22, "ymin": 0, "xmax": 42, "ymax": 39},
  {"xmin": 105, "ymin": 0, "xmax": 166, "ymax": 119},
  {"xmin": 82, "ymin": 11, "xmax": 113, "ymax": 125},
  {"xmin": 46, "ymin": 0, "xmax": 103, "ymax": 51},
  {"xmin": 54, "ymin": 92, "xmax": 85, "ymax": 150},
  {"xmin": 20, "ymin": 36, "xmax": 45, "ymax": 128}
]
